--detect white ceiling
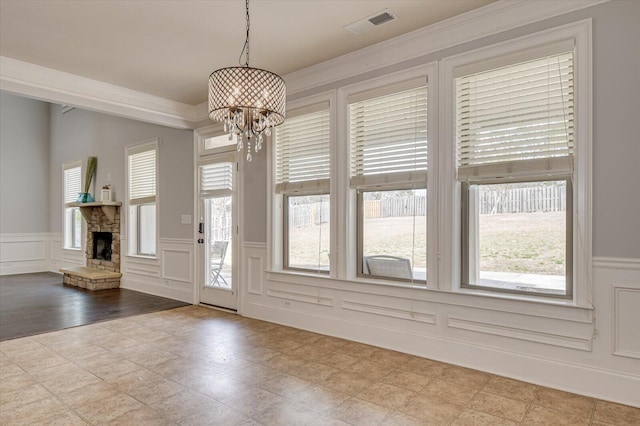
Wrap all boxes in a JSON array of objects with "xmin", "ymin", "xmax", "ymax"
[{"xmin": 0, "ymin": 0, "xmax": 494, "ymax": 106}]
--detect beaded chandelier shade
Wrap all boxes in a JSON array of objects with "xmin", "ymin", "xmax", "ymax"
[{"xmin": 208, "ymin": 0, "xmax": 286, "ymax": 161}]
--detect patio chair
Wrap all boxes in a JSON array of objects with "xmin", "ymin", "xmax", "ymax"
[
  {"xmin": 364, "ymin": 255, "xmax": 412, "ymax": 279},
  {"xmin": 210, "ymin": 240, "xmax": 229, "ymax": 286}
]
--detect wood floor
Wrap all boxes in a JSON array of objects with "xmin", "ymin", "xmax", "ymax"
[{"xmin": 0, "ymin": 272, "xmax": 189, "ymax": 341}]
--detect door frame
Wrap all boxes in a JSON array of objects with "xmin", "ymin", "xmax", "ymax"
[{"xmin": 193, "ymin": 125, "xmax": 244, "ymax": 313}]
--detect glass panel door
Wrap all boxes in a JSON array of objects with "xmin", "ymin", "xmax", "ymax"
[{"xmin": 198, "ymin": 155, "xmax": 237, "ymax": 310}]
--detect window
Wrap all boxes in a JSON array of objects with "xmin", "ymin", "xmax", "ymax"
[
  {"xmin": 456, "ymin": 45, "xmax": 575, "ymax": 297},
  {"xmin": 349, "ymin": 80, "xmax": 428, "ymax": 282},
  {"xmin": 127, "ymin": 141, "xmax": 157, "ymax": 256},
  {"xmin": 63, "ymin": 162, "xmax": 82, "ymax": 249},
  {"xmin": 269, "ymin": 22, "xmax": 589, "ymax": 305},
  {"xmin": 275, "ymin": 103, "xmax": 331, "ymax": 273}
]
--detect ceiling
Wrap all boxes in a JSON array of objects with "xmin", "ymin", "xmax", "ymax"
[{"xmin": 0, "ymin": 0, "xmax": 494, "ymax": 106}]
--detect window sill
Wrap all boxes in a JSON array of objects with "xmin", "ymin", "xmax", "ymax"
[
  {"xmin": 265, "ymin": 269, "xmax": 593, "ymax": 323},
  {"xmin": 62, "ymin": 247, "xmax": 82, "ymax": 252}
]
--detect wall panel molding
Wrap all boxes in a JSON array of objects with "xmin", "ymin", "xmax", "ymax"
[
  {"xmin": 120, "ymin": 239, "xmax": 195, "ymax": 303},
  {"xmin": 161, "ymin": 249, "xmax": 192, "ymax": 283},
  {"xmin": 612, "ymin": 286, "xmax": 640, "ymax": 359},
  {"xmin": 342, "ymin": 300, "xmax": 436, "ymax": 325},
  {"xmin": 266, "ymin": 288, "xmax": 334, "ymax": 307},
  {"xmin": 120, "ymin": 276, "xmax": 192, "ymax": 303},
  {"xmin": 247, "ymin": 255, "xmax": 264, "ymax": 295},
  {"xmin": 0, "ymin": 232, "xmax": 51, "ymax": 275},
  {"xmin": 266, "ymin": 270, "xmax": 593, "ymax": 323},
  {"xmin": 243, "ymin": 242, "xmax": 266, "ymax": 296},
  {"xmin": 447, "ymin": 315, "xmax": 592, "ymax": 351}
]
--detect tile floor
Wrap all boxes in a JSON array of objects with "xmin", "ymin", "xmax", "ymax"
[{"xmin": 0, "ymin": 306, "xmax": 638, "ymax": 425}]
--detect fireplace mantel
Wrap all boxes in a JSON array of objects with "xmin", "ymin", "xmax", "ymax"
[{"xmin": 69, "ymin": 201, "xmax": 122, "ymax": 223}]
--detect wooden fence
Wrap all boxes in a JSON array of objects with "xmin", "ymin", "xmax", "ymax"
[
  {"xmin": 289, "ymin": 202, "xmax": 330, "ymax": 228},
  {"xmin": 478, "ymin": 184, "xmax": 566, "ymax": 214},
  {"xmin": 287, "ymin": 183, "xmax": 566, "ymax": 227},
  {"xmin": 363, "ymin": 196, "xmax": 427, "ymax": 219}
]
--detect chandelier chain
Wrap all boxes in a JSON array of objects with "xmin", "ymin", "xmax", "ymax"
[
  {"xmin": 238, "ymin": 0, "xmax": 250, "ymax": 67},
  {"xmin": 208, "ymin": 0, "xmax": 285, "ymax": 162}
]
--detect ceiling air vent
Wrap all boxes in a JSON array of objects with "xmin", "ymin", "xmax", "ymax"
[{"xmin": 344, "ymin": 9, "xmax": 397, "ymax": 35}]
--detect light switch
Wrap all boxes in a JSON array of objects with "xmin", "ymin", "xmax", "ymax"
[{"xmin": 181, "ymin": 215, "xmax": 192, "ymax": 224}]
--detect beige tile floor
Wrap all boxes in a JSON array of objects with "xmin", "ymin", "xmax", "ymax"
[{"xmin": 1, "ymin": 306, "xmax": 638, "ymax": 425}]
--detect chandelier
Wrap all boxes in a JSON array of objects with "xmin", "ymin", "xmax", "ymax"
[{"xmin": 208, "ymin": 0, "xmax": 286, "ymax": 162}]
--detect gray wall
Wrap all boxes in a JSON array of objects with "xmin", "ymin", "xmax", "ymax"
[
  {"xmin": 242, "ymin": 143, "xmax": 268, "ymax": 243},
  {"xmin": 589, "ymin": 0, "xmax": 640, "ymax": 258},
  {"xmin": 0, "ymin": 92, "xmax": 50, "ymax": 233},
  {"xmin": 49, "ymin": 108, "xmax": 194, "ymax": 239}
]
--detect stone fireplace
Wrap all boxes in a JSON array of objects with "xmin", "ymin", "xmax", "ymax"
[
  {"xmin": 60, "ymin": 202, "xmax": 122, "ymax": 290},
  {"xmin": 84, "ymin": 205, "xmax": 120, "ymax": 273}
]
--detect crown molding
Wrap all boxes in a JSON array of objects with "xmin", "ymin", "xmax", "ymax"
[
  {"xmin": 193, "ymin": 102, "xmax": 210, "ymax": 123},
  {"xmin": 284, "ymin": 0, "xmax": 608, "ymax": 95},
  {"xmin": 0, "ymin": 56, "xmax": 198, "ymax": 129},
  {"xmin": 1, "ymin": 0, "xmax": 608, "ymax": 128}
]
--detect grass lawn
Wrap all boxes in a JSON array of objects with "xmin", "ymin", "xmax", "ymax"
[
  {"xmin": 287, "ymin": 212, "xmax": 565, "ymax": 275},
  {"xmin": 480, "ymin": 211, "xmax": 565, "ymax": 275}
]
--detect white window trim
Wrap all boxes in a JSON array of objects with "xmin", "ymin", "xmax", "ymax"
[
  {"xmin": 268, "ymin": 20, "xmax": 592, "ymax": 311},
  {"xmin": 195, "ymin": 123, "xmax": 236, "ymax": 157},
  {"xmin": 125, "ymin": 138, "xmax": 159, "ymax": 258},
  {"xmin": 62, "ymin": 159, "xmax": 83, "ymax": 251},
  {"xmin": 270, "ymin": 90, "xmax": 336, "ymax": 275},
  {"xmin": 340, "ymin": 63, "xmax": 437, "ymax": 284},
  {"xmin": 439, "ymin": 19, "xmax": 592, "ymax": 307}
]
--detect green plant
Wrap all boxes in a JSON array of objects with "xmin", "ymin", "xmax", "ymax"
[{"xmin": 84, "ymin": 156, "xmax": 97, "ymax": 193}]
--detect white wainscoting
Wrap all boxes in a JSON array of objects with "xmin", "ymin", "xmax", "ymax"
[
  {"xmin": 120, "ymin": 237, "xmax": 194, "ymax": 303},
  {"xmin": 49, "ymin": 233, "xmax": 85, "ymax": 271},
  {"xmin": 593, "ymin": 257, "xmax": 640, "ymax": 362},
  {"xmin": 243, "ymin": 242, "xmax": 266, "ymax": 297},
  {"xmin": 613, "ymin": 286, "xmax": 640, "ymax": 359},
  {"xmin": 240, "ymin": 248, "xmax": 640, "ymax": 407},
  {"xmin": 0, "ymin": 233, "xmax": 53, "ymax": 275}
]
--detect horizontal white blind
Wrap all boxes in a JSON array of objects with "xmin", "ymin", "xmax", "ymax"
[
  {"xmin": 456, "ymin": 51, "xmax": 574, "ymax": 182},
  {"xmin": 64, "ymin": 166, "xmax": 81, "ymax": 205},
  {"xmin": 350, "ymin": 86, "xmax": 427, "ymax": 188},
  {"xmin": 275, "ymin": 107, "xmax": 330, "ymax": 193},
  {"xmin": 128, "ymin": 148, "xmax": 156, "ymax": 204},
  {"xmin": 200, "ymin": 162, "xmax": 233, "ymax": 198}
]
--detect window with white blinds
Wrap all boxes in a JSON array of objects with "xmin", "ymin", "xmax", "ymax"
[
  {"xmin": 128, "ymin": 148, "xmax": 156, "ymax": 205},
  {"xmin": 64, "ymin": 165, "xmax": 81, "ymax": 205},
  {"xmin": 200, "ymin": 161, "xmax": 233, "ymax": 198},
  {"xmin": 349, "ymin": 82, "xmax": 427, "ymax": 188},
  {"xmin": 456, "ymin": 49, "xmax": 574, "ymax": 182},
  {"xmin": 275, "ymin": 104, "xmax": 330, "ymax": 193}
]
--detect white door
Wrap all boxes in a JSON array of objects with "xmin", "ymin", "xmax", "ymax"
[{"xmin": 197, "ymin": 154, "xmax": 238, "ymax": 310}]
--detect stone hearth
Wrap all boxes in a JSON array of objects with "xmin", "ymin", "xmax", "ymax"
[{"xmin": 60, "ymin": 201, "xmax": 122, "ymax": 290}]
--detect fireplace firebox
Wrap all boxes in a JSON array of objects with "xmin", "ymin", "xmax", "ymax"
[{"xmin": 92, "ymin": 232, "xmax": 113, "ymax": 260}]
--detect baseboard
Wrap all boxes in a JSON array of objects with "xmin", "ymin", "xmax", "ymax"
[
  {"xmin": 120, "ymin": 276, "xmax": 193, "ymax": 304},
  {"xmin": 242, "ymin": 301, "xmax": 640, "ymax": 408}
]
